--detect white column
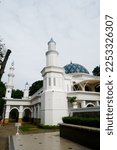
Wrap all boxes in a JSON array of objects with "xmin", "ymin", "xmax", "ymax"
[
  {"xmin": 5, "ymin": 105, "xmax": 10, "ymax": 123},
  {"xmin": 81, "ymin": 101, "xmax": 86, "ymax": 108},
  {"xmin": 80, "ymin": 83, "xmax": 85, "ymax": 91},
  {"xmin": 19, "ymin": 106, "xmax": 23, "ymax": 122},
  {"xmin": 34, "ymin": 105, "xmax": 36, "ymax": 118},
  {"xmin": 37, "ymin": 104, "xmax": 40, "ymax": 118},
  {"xmin": 72, "ymin": 102, "xmax": 78, "ymax": 109},
  {"xmin": 35, "ymin": 105, "xmax": 38, "ymax": 119},
  {"xmin": 31, "ymin": 107, "xmax": 34, "ymax": 118},
  {"xmin": 96, "ymin": 101, "xmax": 100, "ymax": 106}
]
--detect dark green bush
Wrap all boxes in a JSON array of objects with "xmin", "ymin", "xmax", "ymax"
[{"xmin": 62, "ymin": 116, "xmax": 100, "ymax": 128}]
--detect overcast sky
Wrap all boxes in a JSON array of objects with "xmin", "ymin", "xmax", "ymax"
[{"xmin": 0, "ymin": 0, "xmax": 100, "ymax": 90}]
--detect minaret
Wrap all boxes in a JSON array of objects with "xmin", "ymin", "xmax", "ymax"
[
  {"xmin": 46, "ymin": 38, "xmax": 59, "ymax": 67},
  {"xmin": 23, "ymin": 82, "xmax": 29, "ymax": 99},
  {"xmin": 5, "ymin": 62, "xmax": 15, "ymax": 98},
  {"xmin": 41, "ymin": 39, "xmax": 68, "ymax": 125}
]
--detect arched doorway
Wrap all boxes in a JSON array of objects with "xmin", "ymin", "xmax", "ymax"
[
  {"xmin": 9, "ymin": 108, "xmax": 19, "ymax": 122},
  {"xmin": 22, "ymin": 108, "xmax": 31, "ymax": 122}
]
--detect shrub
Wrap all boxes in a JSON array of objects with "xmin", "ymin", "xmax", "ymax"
[
  {"xmin": 62, "ymin": 116, "xmax": 100, "ymax": 128},
  {"xmin": 67, "ymin": 96, "xmax": 77, "ymax": 103},
  {"xmin": 38, "ymin": 124, "xmax": 59, "ymax": 129}
]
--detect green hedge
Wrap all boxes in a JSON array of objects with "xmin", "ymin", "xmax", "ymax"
[
  {"xmin": 38, "ymin": 124, "xmax": 59, "ymax": 129},
  {"xmin": 62, "ymin": 116, "xmax": 100, "ymax": 128}
]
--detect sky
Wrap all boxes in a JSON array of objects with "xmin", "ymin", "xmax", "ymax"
[{"xmin": 0, "ymin": 0, "xmax": 100, "ymax": 90}]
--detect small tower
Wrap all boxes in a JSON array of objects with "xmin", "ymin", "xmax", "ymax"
[
  {"xmin": 23, "ymin": 82, "xmax": 29, "ymax": 99},
  {"xmin": 5, "ymin": 62, "xmax": 15, "ymax": 98},
  {"xmin": 46, "ymin": 38, "xmax": 59, "ymax": 67}
]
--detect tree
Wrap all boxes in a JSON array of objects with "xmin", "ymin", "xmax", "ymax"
[
  {"xmin": 29, "ymin": 80, "xmax": 43, "ymax": 96},
  {"xmin": 92, "ymin": 66, "xmax": 100, "ymax": 76},
  {"xmin": 0, "ymin": 39, "xmax": 11, "ymax": 80},
  {"xmin": 0, "ymin": 49, "xmax": 11, "ymax": 80},
  {"xmin": 11, "ymin": 89, "xmax": 23, "ymax": 99},
  {"xmin": 0, "ymin": 81, "xmax": 6, "ymax": 116}
]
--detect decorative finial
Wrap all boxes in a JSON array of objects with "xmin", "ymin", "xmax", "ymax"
[
  {"xmin": 48, "ymin": 38, "xmax": 56, "ymax": 45},
  {"xmin": 25, "ymin": 82, "xmax": 29, "ymax": 85},
  {"xmin": 50, "ymin": 38, "xmax": 54, "ymax": 42},
  {"xmin": 25, "ymin": 82, "xmax": 29, "ymax": 89},
  {"xmin": 11, "ymin": 61, "xmax": 14, "ymax": 66}
]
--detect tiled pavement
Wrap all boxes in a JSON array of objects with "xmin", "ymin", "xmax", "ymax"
[
  {"xmin": 0, "ymin": 124, "xmax": 91, "ymax": 150},
  {"xmin": 12, "ymin": 132, "xmax": 91, "ymax": 150},
  {"xmin": 0, "ymin": 123, "xmax": 18, "ymax": 150}
]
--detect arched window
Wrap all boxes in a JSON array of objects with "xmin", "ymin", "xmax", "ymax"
[
  {"xmin": 48, "ymin": 78, "xmax": 51, "ymax": 86},
  {"xmin": 53, "ymin": 78, "xmax": 56, "ymax": 86}
]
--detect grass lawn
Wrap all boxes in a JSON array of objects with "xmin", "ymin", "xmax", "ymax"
[{"xmin": 20, "ymin": 123, "xmax": 59, "ymax": 134}]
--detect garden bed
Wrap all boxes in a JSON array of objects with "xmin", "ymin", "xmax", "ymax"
[{"xmin": 19, "ymin": 123, "xmax": 59, "ymax": 134}]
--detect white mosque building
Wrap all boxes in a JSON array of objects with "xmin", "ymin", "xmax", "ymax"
[{"xmin": 3, "ymin": 39, "xmax": 100, "ymax": 125}]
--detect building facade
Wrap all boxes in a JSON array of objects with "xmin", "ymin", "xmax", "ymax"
[{"xmin": 3, "ymin": 39, "xmax": 100, "ymax": 125}]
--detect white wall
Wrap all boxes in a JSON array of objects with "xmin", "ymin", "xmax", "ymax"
[{"xmin": 41, "ymin": 91, "xmax": 68, "ymax": 125}]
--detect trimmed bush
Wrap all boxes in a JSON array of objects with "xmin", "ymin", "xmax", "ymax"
[
  {"xmin": 62, "ymin": 116, "xmax": 100, "ymax": 128},
  {"xmin": 38, "ymin": 124, "xmax": 59, "ymax": 129}
]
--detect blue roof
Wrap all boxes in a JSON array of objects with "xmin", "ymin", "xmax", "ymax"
[{"xmin": 64, "ymin": 63, "xmax": 89, "ymax": 74}]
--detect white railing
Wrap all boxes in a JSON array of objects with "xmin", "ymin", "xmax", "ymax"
[{"xmin": 67, "ymin": 91, "xmax": 100, "ymax": 101}]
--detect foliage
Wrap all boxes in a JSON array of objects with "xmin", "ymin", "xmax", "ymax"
[
  {"xmin": 38, "ymin": 124, "xmax": 59, "ymax": 129},
  {"xmin": 0, "ymin": 99, "xmax": 5, "ymax": 117},
  {"xmin": 0, "ymin": 81, "xmax": 5, "ymax": 97},
  {"xmin": 20, "ymin": 123, "xmax": 39, "ymax": 132},
  {"xmin": 29, "ymin": 80, "xmax": 43, "ymax": 96},
  {"xmin": 92, "ymin": 66, "xmax": 100, "ymax": 76},
  {"xmin": 67, "ymin": 96, "xmax": 77, "ymax": 103},
  {"xmin": 0, "ymin": 81, "xmax": 6, "ymax": 116},
  {"xmin": 20, "ymin": 122, "xmax": 59, "ymax": 133},
  {"xmin": 62, "ymin": 116, "xmax": 100, "ymax": 128},
  {"xmin": 11, "ymin": 89, "xmax": 23, "ymax": 98}
]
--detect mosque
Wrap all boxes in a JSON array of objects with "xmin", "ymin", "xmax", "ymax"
[{"xmin": 3, "ymin": 38, "xmax": 100, "ymax": 125}]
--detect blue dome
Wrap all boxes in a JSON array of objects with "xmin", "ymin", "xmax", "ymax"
[{"xmin": 64, "ymin": 62, "xmax": 89, "ymax": 74}]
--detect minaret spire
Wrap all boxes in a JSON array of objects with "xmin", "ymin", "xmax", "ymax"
[
  {"xmin": 48, "ymin": 38, "xmax": 56, "ymax": 45},
  {"xmin": 23, "ymin": 82, "xmax": 29, "ymax": 99},
  {"xmin": 47, "ymin": 37, "xmax": 56, "ymax": 52},
  {"xmin": 46, "ymin": 38, "xmax": 59, "ymax": 66},
  {"xmin": 5, "ymin": 62, "xmax": 15, "ymax": 98}
]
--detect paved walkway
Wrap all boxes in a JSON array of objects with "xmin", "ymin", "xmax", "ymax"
[
  {"xmin": 0, "ymin": 124, "xmax": 91, "ymax": 150},
  {"xmin": 13, "ymin": 132, "xmax": 91, "ymax": 150},
  {"xmin": 0, "ymin": 123, "xmax": 21, "ymax": 150}
]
